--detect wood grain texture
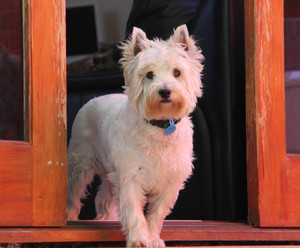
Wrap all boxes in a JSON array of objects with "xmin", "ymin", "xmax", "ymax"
[
  {"xmin": 256, "ymin": 0, "xmax": 286, "ymax": 227},
  {"xmin": 285, "ymin": 154, "xmax": 300, "ymax": 226},
  {"xmin": 0, "ymin": 142, "xmax": 33, "ymax": 226},
  {"xmin": 244, "ymin": 0, "xmax": 259, "ymax": 227},
  {"xmin": 31, "ymin": 0, "xmax": 67, "ymax": 226},
  {"xmin": 1, "ymin": 221, "xmax": 300, "ymax": 243},
  {"xmin": 245, "ymin": 0, "xmax": 300, "ymax": 227},
  {"xmin": 245, "ymin": 0, "xmax": 286, "ymax": 227}
]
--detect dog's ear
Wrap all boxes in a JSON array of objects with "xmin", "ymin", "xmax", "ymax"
[
  {"xmin": 172, "ymin": 25, "xmax": 190, "ymax": 50},
  {"xmin": 170, "ymin": 25, "xmax": 198, "ymax": 54},
  {"xmin": 119, "ymin": 27, "xmax": 150, "ymax": 86},
  {"xmin": 131, "ymin": 27, "xmax": 149, "ymax": 55},
  {"xmin": 170, "ymin": 24, "xmax": 204, "ymax": 66}
]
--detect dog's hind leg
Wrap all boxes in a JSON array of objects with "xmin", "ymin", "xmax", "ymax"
[
  {"xmin": 94, "ymin": 177, "xmax": 119, "ymax": 220},
  {"xmin": 67, "ymin": 154, "xmax": 96, "ymax": 220}
]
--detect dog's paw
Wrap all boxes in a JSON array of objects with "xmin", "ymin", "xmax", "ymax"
[
  {"xmin": 127, "ymin": 237, "xmax": 151, "ymax": 247},
  {"xmin": 66, "ymin": 208, "xmax": 79, "ymax": 221},
  {"xmin": 150, "ymin": 238, "xmax": 166, "ymax": 247}
]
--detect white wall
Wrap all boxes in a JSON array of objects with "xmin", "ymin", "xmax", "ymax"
[{"xmin": 97, "ymin": 0, "xmax": 133, "ymax": 41}]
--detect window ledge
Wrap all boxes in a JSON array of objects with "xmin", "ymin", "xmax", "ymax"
[{"xmin": 1, "ymin": 220, "xmax": 300, "ymax": 243}]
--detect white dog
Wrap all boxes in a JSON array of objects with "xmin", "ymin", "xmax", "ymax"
[{"xmin": 67, "ymin": 24, "xmax": 203, "ymax": 247}]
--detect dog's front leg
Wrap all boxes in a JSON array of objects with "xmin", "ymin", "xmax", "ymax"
[
  {"xmin": 118, "ymin": 181, "xmax": 150, "ymax": 247},
  {"xmin": 146, "ymin": 183, "xmax": 183, "ymax": 247}
]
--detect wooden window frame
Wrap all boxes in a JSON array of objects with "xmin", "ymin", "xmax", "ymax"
[
  {"xmin": 1, "ymin": 0, "xmax": 300, "ymax": 244},
  {"xmin": 0, "ymin": 0, "xmax": 67, "ymax": 227},
  {"xmin": 1, "ymin": 220, "xmax": 300, "ymax": 243},
  {"xmin": 245, "ymin": 0, "xmax": 300, "ymax": 227}
]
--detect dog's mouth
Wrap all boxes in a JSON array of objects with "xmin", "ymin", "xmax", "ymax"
[{"xmin": 160, "ymin": 99, "xmax": 172, "ymax": 103}]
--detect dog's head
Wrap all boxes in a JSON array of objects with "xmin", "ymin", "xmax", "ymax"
[{"xmin": 119, "ymin": 24, "xmax": 204, "ymax": 121}]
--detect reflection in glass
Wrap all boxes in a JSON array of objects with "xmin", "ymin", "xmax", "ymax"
[
  {"xmin": 0, "ymin": 0, "xmax": 23, "ymax": 141},
  {"xmin": 285, "ymin": 70, "xmax": 300, "ymax": 154},
  {"xmin": 284, "ymin": 13, "xmax": 300, "ymax": 154}
]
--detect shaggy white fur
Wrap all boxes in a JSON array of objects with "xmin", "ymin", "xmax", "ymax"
[{"xmin": 67, "ymin": 24, "xmax": 204, "ymax": 247}]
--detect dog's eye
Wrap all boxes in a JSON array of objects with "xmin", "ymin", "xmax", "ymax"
[
  {"xmin": 173, "ymin": 69, "xmax": 181, "ymax": 78},
  {"xmin": 146, "ymin": 71, "xmax": 154, "ymax": 79}
]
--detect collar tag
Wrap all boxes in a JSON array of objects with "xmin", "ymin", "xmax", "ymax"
[{"xmin": 164, "ymin": 119, "xmax": 176, "ymax": 135}]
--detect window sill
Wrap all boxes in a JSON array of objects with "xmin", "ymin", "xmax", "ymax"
[{"xmin": 1, "ymin": 220, "xmax": 300, "ymax": 243}]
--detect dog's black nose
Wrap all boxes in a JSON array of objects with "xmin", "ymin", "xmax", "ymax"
[{"xmin": 159, "ymin": 88, "xmax": 171, "ymax": 99}]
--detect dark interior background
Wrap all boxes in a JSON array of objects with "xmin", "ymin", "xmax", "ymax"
[{"xmin": 66, "ymin": 6, "xmax": 98, "ymax": 55}]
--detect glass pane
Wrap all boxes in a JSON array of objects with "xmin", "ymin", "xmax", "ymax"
[
  {"xmin": 0, "ymin": 0, "xmax": 24, "ymax": 141},
  {"xmin": 284, "ymin": 2, "xmax": 300, "ymax": 154}
]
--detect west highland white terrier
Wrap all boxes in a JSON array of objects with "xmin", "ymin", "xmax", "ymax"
[{"xmin": 67, "ymin": 24, "xmax": 204, "ymax": 247}]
